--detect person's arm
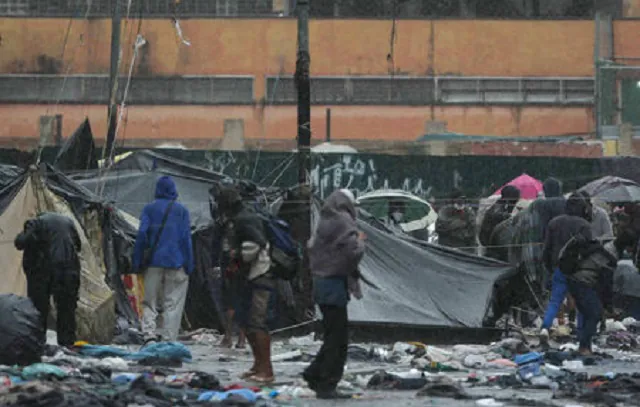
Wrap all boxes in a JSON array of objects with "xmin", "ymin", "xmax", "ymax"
[
  {"xmin": 181, "ymin": 209, "xmax": 194, "ymax": 275},
  {"xmin": 132, "ymin": 207, "xmax": 151, "ymax": 272},
  {"xmin": 14, "ymin": 220, "xmax": 38, "ymax": 251}
]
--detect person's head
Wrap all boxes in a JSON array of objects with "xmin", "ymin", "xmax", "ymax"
[
  {"xmin": 155, "ymin": 176, "xmax": 178, "ymax": 200},
  {"xmin": 450, "ymin": 188, "xmax": 466, "ymax": 210},
  {"xmin": 216, "ymin": 186, "xmax": 243, "ymax": 219},
  {"xmin": 388, "ymin": 200, "xmax": 406, "ymax": 223},
  {"xmin": 565, "ymin": 192, "xmax": 591, "ymax": 221},
  {"xmin": 542, "ymin": 177, "xmax": 562, "ymax": 198},
  {"xmin": 500, "ymin": 185, "xmax": 521, "ymax": 212},
  {"xmin": 322, "ymin": 189, "xmax": 357, "ymax": 220}
]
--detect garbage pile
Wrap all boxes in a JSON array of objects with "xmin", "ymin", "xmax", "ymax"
[{"xmin": 0, "ymin": 342, "xmax": 272, "ymax": 407}]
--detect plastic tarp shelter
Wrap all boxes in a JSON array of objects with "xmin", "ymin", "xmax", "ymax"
[
  {"xmin": 0, "ymin": 166, "xmax": 128, "ymax": 343},
  {"xmin": 350, "ymin": 217, "xmax": 516, "ymax": 327}
]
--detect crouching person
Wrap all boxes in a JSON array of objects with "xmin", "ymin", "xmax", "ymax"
[
  {"xmin": 217, "ymin": 187, "xmax": 275, "ymax": 384},
  {"xmin": 303, "ymin": 189, "xmax": 366, "ymax": 399}
]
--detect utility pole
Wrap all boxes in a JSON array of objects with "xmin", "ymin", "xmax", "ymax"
[
  {"xmin": 104, "ymin": 0, "xmax": 122, "ymax": 162},
  {"xmin": 295, "ymin": 0, "xmax": 311, "ymax": 185},
  {"xmin": 293, "ymin": 0, "xmax": 313, "ymax": 326}
]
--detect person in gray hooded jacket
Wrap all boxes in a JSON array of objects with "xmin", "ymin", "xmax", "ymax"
[{"xmin": 303, "ymin": 189, "xmax": 365, "ymax": 399}]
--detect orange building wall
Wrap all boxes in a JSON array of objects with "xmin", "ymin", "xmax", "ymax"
[
  {"xmin": 0, "ymin": 104, "xmax": 594, "ymax": 146},
  {"xmin": 0, "ymin": 18, "xmax": 614, "ymax": 142},
  {"xmin": 0, "ymin": 18, "xmax": 601, "ymax": 81}
]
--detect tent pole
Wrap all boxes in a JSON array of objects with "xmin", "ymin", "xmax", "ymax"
[{"xmin": 104, "ymin": 0, "xmax": 122, "ymax": 163}]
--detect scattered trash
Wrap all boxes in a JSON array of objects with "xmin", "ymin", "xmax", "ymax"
[
  {"xmin": 463, "ymin": 354, "xmax": 487, "ymax": 369},
  {"xmin": 271, "ymin": 350, "xmax": 303, "ymax": 362},
  {"xmin": 562, "ymin": 360, "xmax": 585, "ymax": 370},
  {"xmin": 476, "ymin": 398, "xmax": 505, "ymax": 407},
  {"xmin": 514, "ymin": 352, "xmax": 543, "ymax": 381}
]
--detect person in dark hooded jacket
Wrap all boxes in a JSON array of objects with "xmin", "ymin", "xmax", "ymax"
[
  {"xmin": 480, "ymin": 185, "xmax": 521, "ymax": 248},
  {"xmin": 133, "ymin": 176, "xmax": 193, "ymax": 343},
  {"xmin": 435, "ymin": 189, "xmax": 477, "ymax": 254},
  {"xmin": 15, "ymin": 212, "xmax": 82, "ymax": 347},
  {"xmin": 540, "ymin": 193, "xmax": 597, "ymax": 353},
  {"xmin": 531, "ymin": 177, "xmax": 566, "ymax": 240},
  {"xmin": 303, "ymin": 189, "xmax": 365, "ymax": 399}
]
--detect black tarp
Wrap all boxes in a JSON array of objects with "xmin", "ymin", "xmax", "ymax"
[
  {"xmin": 54, "ymin": 119, "xmax": 98, "ymax": 173},
  {"xmin": 348, "ymin": 214, "xmax": 517, "ymax": 328}
]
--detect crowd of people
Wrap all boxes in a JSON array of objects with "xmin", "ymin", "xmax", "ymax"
[
  {"xmin": 14, "ymin": 173, "xmax": 640, "ymax": 397},
  {"xmin": 435, "ymin": 177, "xmax": 640, "ymax": 355}
]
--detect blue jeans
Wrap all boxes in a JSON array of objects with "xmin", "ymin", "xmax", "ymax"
[
  {"xmin": 542, "ymin": 269, "xmax": 583, "ymax": 330},
  {"xmin": 567, "ymin": 279, "xmax": 602, "ymax": 350}
]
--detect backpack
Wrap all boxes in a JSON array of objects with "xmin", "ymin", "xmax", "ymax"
[
  {"xmin": 254, "ymin": 204, "xmax": 302, "ymax": 280},
  {"xmin": 557, "ymin": 234, "xmax": 589, "ymax": 275}
]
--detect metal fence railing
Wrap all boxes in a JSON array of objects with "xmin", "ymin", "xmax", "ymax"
[
  {"xmin": 266, "ymin": 76, "xmax": 595, "ymax": 106},
  {"xmin": 0, "ymin": 74, "xmax": 255, "ymax": 104}
]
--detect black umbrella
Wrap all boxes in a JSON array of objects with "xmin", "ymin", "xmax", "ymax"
[{"xmin": 579, "ymin": 176, "xmax": 640, "ymax": 203}]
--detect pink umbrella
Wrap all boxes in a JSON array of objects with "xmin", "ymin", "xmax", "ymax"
[{"xmin": 493, "ymin": 174, "xmax": 543, "ymax": 200}]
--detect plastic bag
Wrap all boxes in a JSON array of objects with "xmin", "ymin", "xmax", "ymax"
[{"xmin": 0, "ymin": 294, "xmax": 44, "ymax": 366}]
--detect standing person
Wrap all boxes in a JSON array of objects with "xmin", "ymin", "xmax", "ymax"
[
  {"xmin": 133, "ymin": 176, "xmax": 193, "ymax": 343},
  {"xmin": 220, "ymin": 223, "xmax": 247, "ymax": 349},
  {"xmin": 14, "ymin": 212, "xmax": 82, "ymax": 347},
  {"xmin": 479, "ymin": 185, "xmax": 521, "ymax": 248},
  {"xmin": 303, "ymin": 189, "xmax": 365, "ymax": 399},
  {"xmin": 435, "ymin": 189, "xmax": 477, "ymax": 254},
  {"xmin": 217, "ymin": 186, "xmax": 275, "ymax": 384},
  {"xmin": 540, "ymin": 193, "xmax": 595, "ymax": 350}
]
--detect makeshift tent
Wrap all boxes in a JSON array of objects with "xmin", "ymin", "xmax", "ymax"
[
  {"xmin": 0, "ymin": 166, "xmax": 129, "ymax": 343},
  {"xmin": 579, "ymin": 176, "xmax": 640, "ymax": 203},
  {"xmin": 69, "ymin": 150, "xmax": 518, "ymax": 332},
  {"xmin": 54, "ymin": 119, "xmax": 98, "ymax": 172},
  {"xmin": 493, "ymin": 174, "xmax": 543, "ymax": 200}
]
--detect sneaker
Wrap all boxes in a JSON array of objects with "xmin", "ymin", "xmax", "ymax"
[{"xmin": 539, "ymin": 328, "xmax": 550, "ymax": 346}]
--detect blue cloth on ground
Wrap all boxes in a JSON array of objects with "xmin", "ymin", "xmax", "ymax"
[
  {"xmin": 78, "ymin": 342, "xmax": 192, "ymax": 362},
  {"xmin": 197, "ymin": 389, "xmax": 258, "ymax": 402}
]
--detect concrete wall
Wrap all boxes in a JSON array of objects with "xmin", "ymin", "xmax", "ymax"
[
  {"xmin": 0, "ymin": 19, "xmax": 598, "ymax": 80},
  {"xmin": 0, "ymin": 18, "xmax": 623, "ymax": 143},
  {"xmin": 0, "ymin": 104, "xmax": 594, "ymax": 146}
]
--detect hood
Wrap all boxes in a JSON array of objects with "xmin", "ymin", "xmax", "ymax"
[
  {"xmin": 499, "ymin": 185, "xmax": 521, "ymax": 202},
  {"xmin": 543, "ymin": 177, "xmax": 562, "ymax": 198},
  {"xmin": 322, "ymin": 189, "xmax": 357, "ymax": 220},
  {"xmin": 155, "ymin": 176, "xmax": 178, "ymax": 200},
  {"xmin": 566, "ymin": 192, "xmax": 589, "ymax": 219}
]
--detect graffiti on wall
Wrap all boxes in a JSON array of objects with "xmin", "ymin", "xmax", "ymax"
[{"xmin": 310, "ymin": 154, "xmax": 436, "ymax": 199}]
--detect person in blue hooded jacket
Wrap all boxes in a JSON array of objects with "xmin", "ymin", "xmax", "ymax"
[{"xmin": 133, "ymin": 176, "xmax": 194, "ymax": 343}]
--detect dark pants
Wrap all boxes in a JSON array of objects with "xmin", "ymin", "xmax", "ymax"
[
  {"xmin": 567, "ymin": 279, "xmax": 602, "ymax": 350},
  {"xmin": 304, "ymin": 305, "xmax": 348, "ymax": 392},
  {"xmin": 27, "ymin": 268, "xmax": 80, "ymax": 347}
]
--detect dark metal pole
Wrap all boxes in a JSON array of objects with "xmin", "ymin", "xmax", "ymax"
[
  {"xmin": 295, "ymin": 0, "xmax": 311, "ymax": 185},
  {"xmin": 325, "ymin": 108, "xmax": 331, "ymax": 142},
  {"xmin": 104, "ymin": 0, "xmax": 122, "ymax": 161}
]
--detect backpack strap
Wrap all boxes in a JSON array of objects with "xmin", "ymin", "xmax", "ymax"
[{"xmin": 147, "ymin": 200, "xmax": 176, "ymax": 260}]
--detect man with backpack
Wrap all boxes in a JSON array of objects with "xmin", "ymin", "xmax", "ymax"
[
  {"xmin": 216, "ymin": 186, "xmax": 275, "ymax": 384},
  {"xmin": 541, "ymin": 193, "xmax": 615, "ymax": 354}
]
